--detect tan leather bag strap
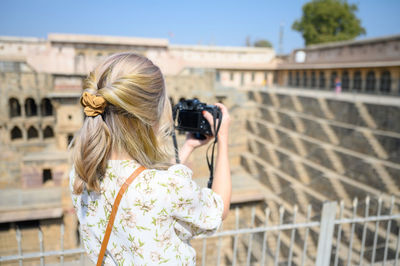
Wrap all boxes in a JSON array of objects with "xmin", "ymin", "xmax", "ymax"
[{"xmin": 96, "ymin": 166, "xmax": 146, "ymax": 266}]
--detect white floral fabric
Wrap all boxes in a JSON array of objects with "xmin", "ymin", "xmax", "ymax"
[{"xmin": 69, "ymin": 160, "xmax": 224, "ymax": 265}]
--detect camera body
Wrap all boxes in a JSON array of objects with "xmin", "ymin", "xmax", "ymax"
[{"xmin": 173, "ymin": 99, "xmax": 221, "ymax": 137}]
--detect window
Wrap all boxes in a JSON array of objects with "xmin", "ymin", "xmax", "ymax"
[
  {"xmin": 302, "ymin": 71, "xmax": 308, "ymax": 87},
  {"xmin": 68, "ymin": 134, "xmax": 74, "ymax": 145},
  {"xmin": 42, "ymin": 169, "xmax": 52, "ymax": 183},
  {"xmin": 25, "ymin": 98, "xmax": 37, "ymax": 117},
  {"xmin": 216, "ymin": 96, "xmax": 226, "ymax": 103},
  {"xmin": 319, "ymin": 72, "xmax": 326, "ymax": 89},
  {"xmin": 330, "ymin": 71, "xmax": 337, "ymax": 89},
  {"xmin": 251, "ymin": 72, "xmax": 255, "ymax": 82},
  {"xmin": 366, "ymin": 71, "xmax": 376, "ymax": 92},
  {"xmin": 288, "ymin": 71, "xmax": 293, "ymax": 86},
  {"xmin": 295, "ymin": 71, "xmax": 300, "ymax": 87},
  {"xmin": 9, "ymin": 98, "xmax": 21, "ymax": 118},
  {"xmin": 240, "ymin": 73, "xmax": 244, "ymax": 86},
  {"xmin": 311, "ymin": 72, "xmax": 316, "ymax": 88},
  {"xmin": 41, "ymin": 98, "xmax": 53, "ymax": 116},
  {"xmin": 230, "ymin": 72, "xmax": 234, "ymax": 81},
  {"xmin": 380, "ymin": 71, "xmax": 391, "ymax": 93},
  {"xmin": 11, "ymin": 126, "xmax": 22, "ymax": 140},
  {"xmin": 342, "ymin": 71, "xmax": 349, "ymax": 91},
  {"xmin": 216, "ymin": 71, "xmax": 220, "ymax": 82},
  {"xmin": 0, "ymin": 61, "xmax": 20, "ymax": 72},
  {"xmin": 353, "ymin": 71, "xmax": 362, "ymax": 91},
  {"xmin": 43, "ymin": 126, "xmax": 54, "ymax": 139},
  {"xmin": 27, "ymin": 126, "xmax": 39, "ymax": 139},
  {"xmin": 75, "ymin": 52, "xmax": 85, "ymax": 72}
]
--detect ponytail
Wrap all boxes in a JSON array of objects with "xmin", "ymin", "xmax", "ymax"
[{"xmin": 72, "ymin": 115, "xmax": 111, "ymax": 194}]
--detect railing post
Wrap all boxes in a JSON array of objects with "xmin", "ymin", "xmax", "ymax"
[{"xmin": 315, "ymin": 201, "xmax": 337, "ymax": 266}]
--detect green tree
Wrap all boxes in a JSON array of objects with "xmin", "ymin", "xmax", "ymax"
[
  {"xmin": 253, "ymin": 39, "xmax": 273, "ymax": 48},
  {"xmin": 292, "ymin": 0, "xmax": 366, "ymax": 45}
]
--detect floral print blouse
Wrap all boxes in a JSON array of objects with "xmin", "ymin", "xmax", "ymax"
[{"xmin": 69, "ymin": 160, "xmax": 224, "ymax": 265}]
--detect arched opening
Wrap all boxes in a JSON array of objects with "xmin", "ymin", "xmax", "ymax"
[
  {"xmin": 67, "ymin": 134, "xmax": 74, "ymax": 146},
  {"xmin": 311, "ymin": 71, "xmax": 316, "ymax": 88},
  {"xmin": 302, "ymin": 71, "xmax": 308, "ymax": 87},
  {"xmin": 318, "ymin": 71, "xmax": 326, "ymax": 89},
  {"xmin": 43, "ymin": 126, "xmax": 54, "ymax": 139},
  {"xmin": 380, "ymin": 71, "xmax": 391, "ymax": 93},
  {"xmin": 42, "ymin": 169, "xmax": 53, "ymax": 183},
  {"xmin": 41, "ymin": 98, "xmax": 53, "ymax": 116},
  {"xmin": 11, "ymin": 126, "xmax": 22, "ymax": 140},
  {"xmin": 27, "ymin": 126, "xmax": 38, "ymax": 139},
  {"xmin": 288, "ymin": 71, "xmax": 293, "ymax": 86},
  {"xmin": 25, "ymin": 98, "xmax": 37, "ymax": 117},
  {"xmin": 75, "ymin": 52, "xmax": 85, "ymax": 73},
  {"xmin": 342, "ymin": 71, "xmax": 349, "ymax": 91},
  {"xmin": 353, "ymin": 71, "xmax": 362, "ymax": 91},
  {"xmin": 9, "ymin": 98, "xmax": 21, "ymax": 118},
  {"xmin": 330, "ymin": 71, "xmax": 337, "ymax": 89},
  {"xmin": 295, "ymin": 71, "xmax": 300, "ymax": 86},
  {"xmin": 216, "ymin": 71, "xmax": 220, "ymax": 82},
  {"xmin": 366, "ymin": 71, "xmax": 376, "ymax": 92}
]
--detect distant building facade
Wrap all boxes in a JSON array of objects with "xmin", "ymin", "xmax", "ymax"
[
  {"xmin": 1, "ymin": 33, "xmax": 399, "ymax": 259},
  {"xmin": 276, "ymin": 34, "xmax": 400, "ymax": 95}
]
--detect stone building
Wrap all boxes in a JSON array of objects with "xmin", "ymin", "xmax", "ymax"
[{"xmin": 275, "ymin": 34, "xmax": 400, "ymax": 95}]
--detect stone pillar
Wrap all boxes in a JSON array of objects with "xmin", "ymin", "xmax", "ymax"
[
  {"xmin": 22, "ymin": 125, "xmax": 27, "ymax": 141},
  {"xmin": 360, "ymin": 69, "xmax": 367, "ymax": 92},
  {"xmin": 375, "ymin": 68, "xmax": 381, "ymax": 94},
  {"xmin": 393, "ymin": 69, "xmax": 400, "ymax": 95},
  {"xmin": 325, "ymin": 70, "xmax": 332, "ymax": 91},
  {"xmin": 267, "ymin": 71, "xmax": 273, "ymax": 87},
  {"xmin": 38, "ymin": 124, "xmax": 44, "ymax": 141},
  {"xmin": 283, "ymin": 70, "xmax": 288, "ymax": 87},
  {"xmin": 20, "ymin": 96, "xmax": 26, "ymax": 117},
  {"xmin": 348, "ymin": 69, "xmax": 354, "ymax": 91}
]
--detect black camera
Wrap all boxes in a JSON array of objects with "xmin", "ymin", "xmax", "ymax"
[{"xmin": 173, "ymin": 99, "xmax": 221, "ymax": 139}]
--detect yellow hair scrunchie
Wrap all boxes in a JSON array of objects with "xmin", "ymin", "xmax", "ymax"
[{"xmin": 80, "ymin": 92, "xmax": 107, "ymax": 117}]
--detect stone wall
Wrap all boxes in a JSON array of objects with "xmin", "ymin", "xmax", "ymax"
[{"xmin": 240, "ymin": 87, "xmax": 400, "ymax": 262}]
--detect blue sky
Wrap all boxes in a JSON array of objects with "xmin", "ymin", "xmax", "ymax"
[{"xmin": 1, "ymin": 0, "xmax": 399, "ymax": 53}]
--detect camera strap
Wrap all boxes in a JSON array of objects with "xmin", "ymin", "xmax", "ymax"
[{"xmin": 206, "ymin": 111, "xmax": 222, "ymax": 188}]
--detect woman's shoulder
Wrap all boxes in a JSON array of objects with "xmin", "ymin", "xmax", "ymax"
[
  {"xmin": 166, "ymin": 164, "xmax": 193, "ymax": 179},
  {"xmin": 146, "ymin": 164, "xmax": 194, "ymax": 190}
]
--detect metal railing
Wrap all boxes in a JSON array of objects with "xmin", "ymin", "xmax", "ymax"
[{"xmin": 1, "ymin": 197, "xmax": 399, "ymax": 266}]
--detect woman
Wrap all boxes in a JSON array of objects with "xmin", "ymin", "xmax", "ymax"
[{"xmin": 69, "ymin": 52, "xmax": 231, "ymax": 265}]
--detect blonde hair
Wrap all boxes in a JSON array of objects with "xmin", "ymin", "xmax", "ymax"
[{"xmin": 70, "ymin": 52, "xmax": 173, "ymax": 194}]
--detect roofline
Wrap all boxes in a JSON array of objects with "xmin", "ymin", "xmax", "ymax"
[
  {"xmin": 0, "ymin": 36, "xmax": 46, "ymax": 43},
  {"xmin": 277, "ymin": 60, "xmax": 400, "ymax": 70},
  {"xmin": 295, "ymin": 34, "xmax": 400, "ymax": 52},
  {"xmin": 48, "ymin": 33, "xmax": 169, "ymax": 47},
  {"xmin": 170, "ymin": 44, "xmax": 275, "ymax": 53}
]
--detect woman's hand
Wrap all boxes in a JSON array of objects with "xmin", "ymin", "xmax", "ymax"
[
  {"xmin": 179, "ymin": 113, "xmax": 214, "ymax": 164},
  {"xmin": 202, "ymin": 103, "xmax": 231, "ymax": 145},
  {"xmin": 183, "ymin": 132, "xmax": 213, "ymax": 150}
]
